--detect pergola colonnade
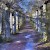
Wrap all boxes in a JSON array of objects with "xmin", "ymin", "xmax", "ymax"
[{"xmin": 0, "ymin": 2, "xmax": 25, "ymax": 41}]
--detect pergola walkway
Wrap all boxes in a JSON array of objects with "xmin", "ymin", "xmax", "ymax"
[{"xmin": 0, "ymin": 18, "xmax": 41, "ymax": 50}]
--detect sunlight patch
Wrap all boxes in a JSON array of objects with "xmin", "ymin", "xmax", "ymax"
[
  {"xmin": 15, "ymin": 41, "xmax": 21, "ymax": 43},
  {"xmin": 25, "ymin": 35, "xmax": 31, "ymax": 38}
]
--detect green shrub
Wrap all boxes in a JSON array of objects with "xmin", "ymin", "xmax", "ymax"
[
  {"xmin": 0, "ymin": 35, "xmax": 3, "ymax": 43},
  {"xmin": 3, "ymin": 37, "xmax": 12, "ymax": 42}
]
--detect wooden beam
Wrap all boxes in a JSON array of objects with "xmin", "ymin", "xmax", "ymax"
[{"xmin": 44, "ymin": 0, "xmax": 50, "ymax": 4}]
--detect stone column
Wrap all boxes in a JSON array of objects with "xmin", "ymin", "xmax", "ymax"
[
  {"xmin": 13, "ymin": 12, "xmax": 16, "ymax": 34},
  {"xmin": 10, "ymin": 12, "xmax": 13, "ymax": 34},
  {"xmin": 2, "ymin": 10, "xmax": 11, "ymax": 39},
  {"xmin": 16, "ymin": 12, "xmax": 18, "ymax": 32},
  {"xmin": 0, "ymin": 12, "xmax": 2, "ymax": 34},
  {"xmin": 18, "ymin": 14, "xmax": 20, "ymax": 30},
  {"xmin": 44, "ymin": 1, "xmax": 50, "ymax": 41},
  {"xmin": 5, "ymin": 10, "xmax": 11, "ymax": 38},
  {"xmin": 36, "ymin": 10, "xmax": 38, "ymax": 31},
  {"xmin": 2, "ymin": 10, "xmax": 6, "ymax": 38}
]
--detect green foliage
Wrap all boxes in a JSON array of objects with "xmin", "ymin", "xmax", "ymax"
[
  {"xmin": 6, "ymin": 38, "xmax": 12, "ymax": 42},
  {"xmin": 0, "ymin": 35, "xmax": 3, "ymax": 43},
  {"xmin": 3, "ymin": 37, "xmax": 12, "ymax": 42}
]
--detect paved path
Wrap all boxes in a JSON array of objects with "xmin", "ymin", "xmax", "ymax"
[{"xmin": 0, "ymin": 18, "xmax": 41, "ymax": 50}]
